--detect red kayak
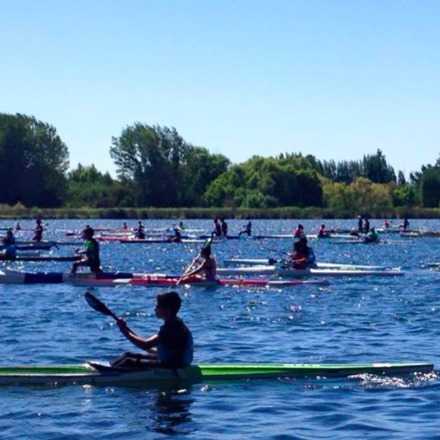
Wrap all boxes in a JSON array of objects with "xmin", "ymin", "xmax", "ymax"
[{"xmin": 124, "ymin": 276, "xmax": 329, "ymax": 287}]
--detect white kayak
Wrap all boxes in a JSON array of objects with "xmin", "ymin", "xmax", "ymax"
[
  {"xmin": 306, "ymin": 234, "xmax": 360, "ymax": 241},
  {"xmin": 217, "ymin": 265, "xmax": 403, "ymax": 277},
  {"xmin": 223, "ymin": 259, "xmax": 391, "ymax": 271}
]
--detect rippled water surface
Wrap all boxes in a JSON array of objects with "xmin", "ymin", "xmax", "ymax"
[{"xmin": 1, "ymin": 219, "xmax": 440, "ymax": 439}]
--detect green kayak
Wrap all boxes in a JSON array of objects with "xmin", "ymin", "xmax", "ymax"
[{"xmin": 0, "ymin": 362, "xmax": 433, "ymax": 386}]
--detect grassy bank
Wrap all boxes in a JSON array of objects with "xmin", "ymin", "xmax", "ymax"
[{"xmin": 1, "ymin": 205, "xmax": 440, "ymax": 219}]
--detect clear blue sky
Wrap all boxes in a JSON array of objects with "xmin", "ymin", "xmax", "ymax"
[{"xmin": 1, "ymin": 0, "xmax": 439, "ymax": 176}]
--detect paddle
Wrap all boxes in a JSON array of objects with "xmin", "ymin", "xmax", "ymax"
[{"xmin": 84, "ymin": 291, "xmax": 119, "ymax": 321}]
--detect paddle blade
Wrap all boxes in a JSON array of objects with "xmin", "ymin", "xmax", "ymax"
[{"xmin": 84, "ymin": 291, "xmax": 114, "ymax": 318}]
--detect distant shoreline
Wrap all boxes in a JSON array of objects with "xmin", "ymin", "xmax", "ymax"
[{"xmin": 0, "ymin": 206, "xmax": 438, "ymax": 220}]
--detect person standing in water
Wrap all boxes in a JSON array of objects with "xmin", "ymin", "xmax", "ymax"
[
  {"xmin": 33, "ymin": 218, "xmax": 44, "ymax": 242},
  {"xmin": 135, "ymin": 221, "xmax": 146, "ymax": 239},
  {"xmin": 363, "ymin": 218, "xmax": 370, "ymax": 234},
  {"xmin": 213, "ymin": 218, "xmax": 222, "ymax": 237},
  {"xmin": 220, "ymin": 218, "xmax": 228, "ymax": 237},
  {"xmin": 357, "ymin": 215, "xmax": 363, "ymax": 233},
  {"xmin": 239, "ymin": 221, "xmax": 252, "ymax": 237}
]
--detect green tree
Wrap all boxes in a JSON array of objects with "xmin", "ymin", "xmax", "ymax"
[
  {"xmin": 0, "ymin": 113, "xmax": 69, "ymax": 207},
  {"xmin": 66, "ymin": 164, "xmax": 133, "ymax": 207},
  {"xmin": 204, "ymin": 156, "xmax": 323, "ymax": 207},
  {"xmin": 181, "ymin": 147, "xmax": 230, "ymax": 206},
  {"xmin": 111, "ymin": 123, "xmax": 229, "ymax": 207},
  {"xmin": 420, "ymin": 167, "xmax": 440, "ymax": 207},
  {"xmin": 110, "ymin": 124, "xmax": 188, "ymax": 206},
  {"xmin": 362, "ymin": 149, "xmax": 396, "ymax": 183},
  {"xmin": 392, "ymin": 184, "xmax": 417, "ymax": 207}
]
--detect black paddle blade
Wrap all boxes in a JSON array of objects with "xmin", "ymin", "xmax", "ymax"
[{"xmin": 84, "ymin": 291, "xmax": 113, "ymax": 317}]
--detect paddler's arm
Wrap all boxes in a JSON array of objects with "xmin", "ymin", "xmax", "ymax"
[
  {"xmin": 181, "ymin": 260, "xmax": 205, "ymax": 279},
  {"xmin": 116, "ymin": 318, "xmax": 158, "ymax": 351}
]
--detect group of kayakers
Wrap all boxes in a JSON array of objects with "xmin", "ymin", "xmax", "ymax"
[
  {"xmin": 383, "ymin": 217, "xmax": 410, "ymax": 232},
  {"xmin": 0, "ymin": 218, "xmax": 45, "ymax": 260},
  {"xmin": 0, "ymin": 215, "xmax": 420, "ymax": 373}
]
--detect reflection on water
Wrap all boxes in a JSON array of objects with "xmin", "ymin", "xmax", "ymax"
[{"xmin": 147, "ymin": 387, "xmax": 195, "ymax": 436}]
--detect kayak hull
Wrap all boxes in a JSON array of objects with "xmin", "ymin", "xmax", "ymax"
[
  {"xmin": 0, "ymin": 270, "xmax": 138, "ymax": 285},
  {"xmin": 0, "ymin": 255, "xmax": 79, "ymax": 262},
  {"xmin": 217, "ymin": 266, "xmax": 403, "ymax": 277},
  {"xmin": 125, "ymin": 276, "xmax": 328, "ymax": 287},
  {"xmin": 0, "ymin": 362, "xmax": 432, "ymax": 386},
  {"xmin": 119, "ymin": 239, "xmax": 204, "ymax": 244},
  {"xmin": 223, "ymin": 259, "xmax": 389, "ymax": 271}
]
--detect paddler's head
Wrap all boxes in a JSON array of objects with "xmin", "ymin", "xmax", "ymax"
[
  {"xmin": 82, "ymin": 226, "xmax": 94, "ymax": 239},
  {"xmin": 155, "ymin": 291, "xmax": 182, "ymax": 320}
]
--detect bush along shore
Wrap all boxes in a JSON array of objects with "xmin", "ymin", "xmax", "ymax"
[{"xmin": 1, "ymin": 205, "xmax": 440, "ymax": 220}]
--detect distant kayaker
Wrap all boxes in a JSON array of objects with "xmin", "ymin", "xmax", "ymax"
[
  {"xmin": 364, "ymin": 227, "xmax": 379, "ymax": 243},
  {"xmin": 122, "ymin": 222, "xmax": 128, "ymax": 231},
  {"xmin": 135, "ymin": 221, "xmax": 145, "ymax": 239},
  {"xmin": 71, "ymin": 226, "xmax": 102, "ymax": 274},
  {"xmin": 213, "ymin": 218, "xmax": 222, "ymax": 237},
  {"xmin": 384, "ymin": 219, "xmax": 390, "ymax": 229},
  {"xmin": 111, "ymin": 291, "xmax": 193, "ymax": 369},
  {"xmin": 15, "ymin": 222, "xmax": 21, "ymax": 232},
  {"xmin": 318, "ymin": 224, "xmax": 329, "ymax": 238},
  {"xmin": 180, "ymin": 240, "xmax": 217, "ymax": 282},
  {"xmin": 363, "ymin": 218, "xmax": 370, "ymax": 234},
  {"xmin": 357, "ymin": 215, "xmax": 363, "ymax": 233},
  {"xmin": 169, "ymin": 227, "xmax": 182, "ymax": 243},
  {"xmin": 402, "ymin": 217, "xmax": 410, "ymax": 232},
  {"xmin": 239, "ymin": 221, "xmax": 252, "ymax": 237},
  {"xmin": 1, "ymin": 228, "xmax": 17, "ymax": 260},
  {"xmin": 293, "ymin": 224, "xmax": 305, "ymax": 239},
  {"xmin": 220, "ymin": 218, "xmax": 228, "ymax": 237},
  {"xmin": 33, "ymin": 218, "xmax": 44, "ymax": 242},
  {"xmin": 290, "ymin": 237, "xmax": 316, "ymax": 269}
]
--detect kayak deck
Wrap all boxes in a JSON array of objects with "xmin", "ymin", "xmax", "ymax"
[{"xmin": 0, "ymin": 362, "xmax": 432, "ymax": 386}]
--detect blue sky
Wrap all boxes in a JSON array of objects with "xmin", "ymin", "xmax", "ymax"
[{"xmin": 1, "ymin": 0, "xmax": 439, "ymax": 175}]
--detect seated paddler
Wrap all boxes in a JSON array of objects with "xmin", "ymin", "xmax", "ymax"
[
  {"xmin": 111, "ymin": 291, "xmax": 193, "ymax": 370},
  {"xmin": 290, "ymin": 237, "xmax": 316, "ymax": 270},
  {"xmin": 1, "ymin": 228, "xmax": 17, "ymax": 260},
  {"xmin": 71, "ymin": 226, "xmax": 102, "ymax": 274},
  {"xmin": 364, "ymin": 227, "xmax": 379, "ymax": 243},
  {"xmin": 179, "ymin": 239, "xmax": 217, "ymax": 283}
]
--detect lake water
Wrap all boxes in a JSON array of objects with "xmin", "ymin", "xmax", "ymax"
[{"xmin": 0, "ymin": 218, "xmax": 440, "ymax": 439}]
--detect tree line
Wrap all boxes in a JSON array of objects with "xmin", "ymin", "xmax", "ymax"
[{"xmin": 1, "ymin": 112, "xmax": 439, "ymax": 211}]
